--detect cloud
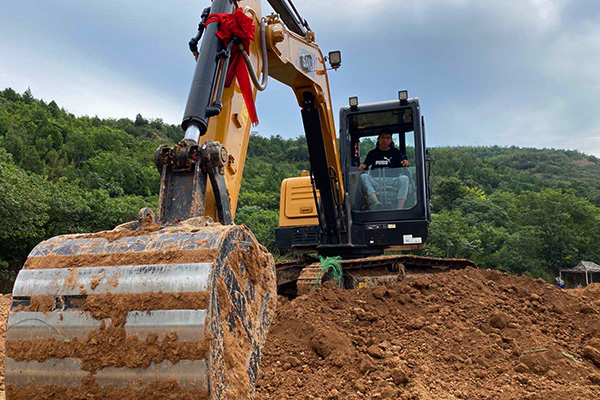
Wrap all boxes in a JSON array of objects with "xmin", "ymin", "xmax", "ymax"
[
  {"xmin": 0, "ymin": 0, "xmax": 599, "ymax": 156},
  {"xmin": 0, "ymin": 37, "xmax": 183, "ymax": 123},
  {"xmin": 296, "ymin": 0, "xmax": 600, "ymax": 156},
  {"xmin": 0, "ymin": 1, "xmax": 200, "ymax": 123}
]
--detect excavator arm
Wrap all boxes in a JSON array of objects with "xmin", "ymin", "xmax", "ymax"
[
  {"xmin": 173, "ymin": 0, "xmax": 345, "ymax": 235},
  {"xmin": 264, "ymin": 13, "xmax": 345, "ymax": 237}
]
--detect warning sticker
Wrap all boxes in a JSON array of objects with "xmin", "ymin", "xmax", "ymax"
[{"xmin": 403, "ymin": 234, "xmax": 422, "ymax": 244}]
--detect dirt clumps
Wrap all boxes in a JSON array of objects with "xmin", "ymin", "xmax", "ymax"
[
  {"xmin": 256, "ymin": 268, "xmax": 600, "ymax": 400},
  {"xmin": 25, "ymin": 249, "xmax": 218, "ymax": 269},
  {"xmin": 83, "ymin": 291, "xmax": 210, "ymax": 323},
  {"xmin": 7, "ymin": 327, "xmax": 208, "ymax": 371},
  {"xmin": 215, "ymin": 241, "xmax": 277, "ymax": 400},
  {"xmin": 13, "ymin": 296, "xmax": 56, "ymax": 313},
  {"xmin": 6, "ymin": 379, "xmax": 209, "ymax": 400},
  {"xmin": 2, "ymin": 291, "xmax": 212, "ymax": 398},
  {"xmin": 6, "ymin": 291, "xmax": 211, "ymax": 371},
  {"xmin": 90, "ymin": 272, "xmax": 105, "ymax": 290},
  {"xmin": 80, "ymin": 220, "xmax": 162, "ymax": 242},
  {"xmin": 3, "ymin": 266, "xmax": 600, "ymax": 399},
  {"xmin": 0, "ymin": 294, "xmax": 11, "ymax": 395},
  {"xmin": 489, "ymin": 311, "xmax": 511, "ymax": 329}
]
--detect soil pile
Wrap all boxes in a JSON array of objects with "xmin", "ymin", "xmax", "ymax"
[
  {"xmin": 1, "ymin": 268, "xmax": 600, "ymax": 399},
  {"xmin": 256, "ymin": 268, "xmax": 600, "ymax": 400},
  {"xmin": 0, "ymin": 294, "xmax": 11, "ymax": 400}
]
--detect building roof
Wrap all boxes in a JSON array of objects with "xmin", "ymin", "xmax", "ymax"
[{"xmin": 562, "ymin": 261, "xmax": 600, "ymax": 273}]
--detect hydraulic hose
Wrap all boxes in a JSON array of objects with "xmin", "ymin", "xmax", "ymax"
[{"xmin": 239, "ymin": 18, "xmax": 268, "ymax": 92}]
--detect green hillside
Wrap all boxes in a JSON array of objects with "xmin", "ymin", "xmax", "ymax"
[{"xmin": 0, "ymin": 87, "xmax": 599, "ymax": 289}]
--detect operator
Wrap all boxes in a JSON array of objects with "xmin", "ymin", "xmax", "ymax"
[{"xmin": 359, "ymin": 129, "xmax": 410, "ymax": 209}]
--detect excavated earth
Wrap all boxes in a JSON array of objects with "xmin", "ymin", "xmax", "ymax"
[
  {"xmin": 255, "ymin": 268, "xmax": 600, "ymax": 400},
  {"xmin": 0, "ymin": 294, "xmax": 11, "ymax": 400},
  {"xmin": 1, "ymin": 268, "xmax": 600, "ymax": 399}
]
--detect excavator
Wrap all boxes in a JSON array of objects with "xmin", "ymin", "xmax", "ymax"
[{"xmin": 5, "ymin": 0, "xmax": 474, "ymax": 399}]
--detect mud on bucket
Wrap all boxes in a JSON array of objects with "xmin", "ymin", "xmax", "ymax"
[{"xmin": 5, "ymin": 218, "xmax": 277, "ymax": 400}]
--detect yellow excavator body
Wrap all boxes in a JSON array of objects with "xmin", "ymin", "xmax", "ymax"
[{"xmin": 278, "ymin": 175, "xmax": 319, "ymax": 227}]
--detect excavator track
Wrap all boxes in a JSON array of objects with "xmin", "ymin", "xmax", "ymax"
[
  {"xmin": 5, "ymin": 218, "xmax": 276, "ymax": 400},
  {"xmin": 279, "ymin": 255, "xmax": 476, "ymax": 296}
]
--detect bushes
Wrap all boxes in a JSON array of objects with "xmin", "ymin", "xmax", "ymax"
[{"xmin": 0, "ymin": 148, "xmax": 155, "ymax": 275}]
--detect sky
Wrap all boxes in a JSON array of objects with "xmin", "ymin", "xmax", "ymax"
[{"xmin": 1, "ymin": 0, "xmax": 600, "ymax": 156}]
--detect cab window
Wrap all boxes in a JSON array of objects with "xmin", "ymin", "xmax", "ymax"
[{"xmin": 345, "ymin": 108, "xmax": 419, "ymax": 213}]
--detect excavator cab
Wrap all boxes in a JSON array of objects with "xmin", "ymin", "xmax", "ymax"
[
  {"xmin": 275, "ymin": 92, "xmax": 472, "ymax": 296},
  {"xmin": 277, "ymin": 92, "xmax": 432, "ymax": 257},
  {"xmin": 345, "ymin": 115, "xmax": 418, "ymax": 212},
  {"xmin": 340, "ymin": 94, "xmax": 431, "ymax": 249}
]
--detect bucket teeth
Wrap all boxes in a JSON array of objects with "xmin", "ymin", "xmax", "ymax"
[{"xmin": 6, "ymin": 221, "xmax": 277, "ymax": 400}]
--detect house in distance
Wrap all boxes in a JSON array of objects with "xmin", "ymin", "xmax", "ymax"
[{"xmin": 559, "ymin": 261, "xmax": 600, "ymax": 289}]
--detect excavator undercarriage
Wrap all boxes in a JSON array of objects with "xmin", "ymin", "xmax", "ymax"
[{"xmin": 276, "ymin": 255, "xmax": 476, "ymax": 297}]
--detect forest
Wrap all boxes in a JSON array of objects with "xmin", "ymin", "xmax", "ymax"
[{"xmin": 1, "ymin": 87, "xmax": 599, "ymax": 289}]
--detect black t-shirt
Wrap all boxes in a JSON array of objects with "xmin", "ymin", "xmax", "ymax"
[{"xmin": 363, "ymin": 147, "xmax": 406, "ymax": 170}]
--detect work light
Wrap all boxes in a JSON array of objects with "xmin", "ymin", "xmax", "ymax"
[{"xmin": 328, "ymin": 51, "xmax": 342, "ymax": 69}]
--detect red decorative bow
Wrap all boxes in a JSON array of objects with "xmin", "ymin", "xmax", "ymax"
[{"xmin": 206, "ymin": 8, "xmax": 259, "ymax": 125}]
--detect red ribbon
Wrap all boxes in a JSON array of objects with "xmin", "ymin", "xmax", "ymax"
[{"xmin": 206, "ymin": 8, "xmax": 259, "ymax": 125}]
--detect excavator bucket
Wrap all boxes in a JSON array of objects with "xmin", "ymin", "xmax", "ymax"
[{"xmin": 5, "ymin": 217, "xmax": 276, "ymax": 400}]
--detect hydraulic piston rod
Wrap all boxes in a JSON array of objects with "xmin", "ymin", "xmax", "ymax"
[{"xmin": 182, "ymin": 0, "xmax": 235, "ymax": 136}]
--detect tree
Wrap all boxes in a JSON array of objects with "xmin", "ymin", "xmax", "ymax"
[
  {"xmin": 0, "ymin": 149, "xmax": 50, "ymax": 270},
  {"xmin": 432, "ymin": 176, "xmax": 468, "ymax": 211},
  {"xmin": 514, "ymin": 189, "xmax": 600, "ymax": 273},
  {"xmin": 425, "ymin": 210, "xmax": 481, "ymax": 259},
  {"xmin": 1, "ymin": 87, "xmax": 600, "ymax": 284},
  {"xmin": 22, "ymin": 87, "xmax": 34, "ymax": 104},
  {"xmin": 495, "ymin": 227, "xmax": 548, "ymax": 278},
  {"xmin": 134, "ymin": 113, "xmax": 148, "ymax": 127}
]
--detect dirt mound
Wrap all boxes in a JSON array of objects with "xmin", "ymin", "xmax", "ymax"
[
  {"xmin": 1, "ymin": 269, "xmax": 600, "ymax": 399},
  {"xmin": 0, "ymin": 294, "xmax": 11, "ymax": 400},
  {"xmin": 255, "ymin": 268, "xmax": 600, "ymax": 400}
]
